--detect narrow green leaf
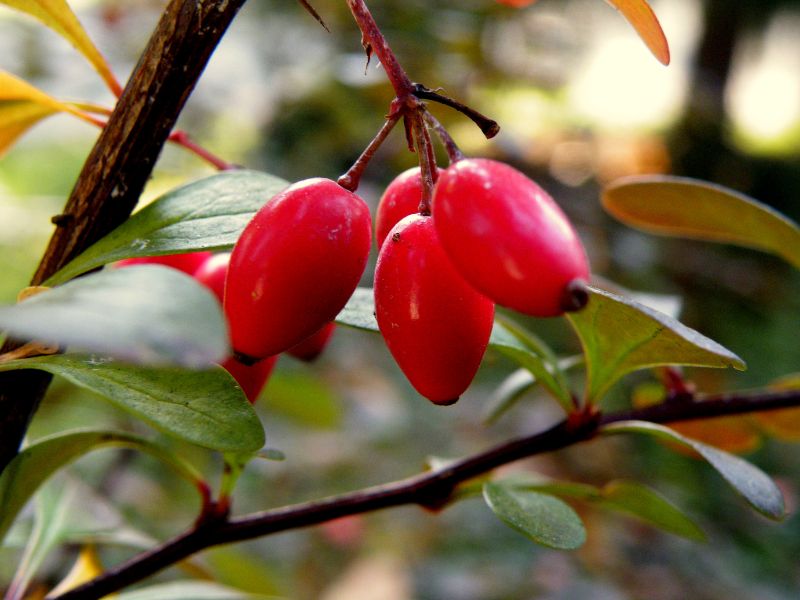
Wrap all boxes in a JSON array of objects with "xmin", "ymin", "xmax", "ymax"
[
  {"xmin": 335, "ymin": 287, "xmax": 378, "ymax": 332},
  {"xmin": 116, "ymin": 581, "xmax": 282, "ymax": 600},
  {"xmin": 482, "ymin": 482, "xmax": 586, "ymax": 549},
  {"xmin": 9, "ymin": 478, "xmax": 156, "ymax": 599},
  {"xmin": 46, "ymin": 170, "xmax": 288, "ymax": 286},
  {"xmin": 0, "ymin": 265, "xmax": 228, "ymax": 367},
  {"xmin": 603, "ymin": 420, "xmax": 785, "ymax": 519},
  {"xmin": 489, "ymin": 319, "xmax": 573, "ymax": 411},
  {"xmin": 603, "ymin": 176, "xmax": 800, "ymax": 270},
  {"xmin": 483, "ymin": 368, "xmax": 536, "ymax": 425},
  {"xmin": 599, "ymin": 480, "xmax": 706, "ymax": 541},
  {"xmin": 6, "ymin": 478, "xmax": 76, "ymax": 598},
  {"xmin": 567, "ymin": 287, "xmax": 745, "ymax": 403},
  {"xmin": 0, "ymin": 355, "xmax": 265, "ymax": 452},
  {"xmin": 507, "ymin": 477, "xmax": 705, "ymax": 541},
  {"xmin": 0, "ymin": 429, "xmax": 201, "ymax": 544}
]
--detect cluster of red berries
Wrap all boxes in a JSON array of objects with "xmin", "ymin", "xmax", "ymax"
[
  {"xmin": 375, "ymin": 159, "xmax": 589, "ymax": 404},
  {"xmin": 118, "ymin": 158, "xmax": 589, "ymax": 407}
]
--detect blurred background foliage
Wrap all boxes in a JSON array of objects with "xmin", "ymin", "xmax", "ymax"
[{"xmin": 1, "ymin": 0, "xmax": 800, "ymax": 598}]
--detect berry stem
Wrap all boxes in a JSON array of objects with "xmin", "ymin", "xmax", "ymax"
[
  {"xmin": 412, "ymin": 84, "xmax": 500, "ymax": 139},
  {"xmin": 411, "ymin": 110, "xmax": 437, "ymax": 215},
  {"xmin": 168, "ymin": 130, "xmax": 236, "ymax": 171},
  {"xmin": 424, "ymin": 111, "xmax": 465, "ymax": 164},
  {"xmin": 338, "ymin": 109, "xmax": 402, "ymax": 191}
]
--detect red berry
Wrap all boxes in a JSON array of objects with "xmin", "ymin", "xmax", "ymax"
[
  {"xmin": 496, "ymin": 0, "xmax": 537, "ymax": 7},
  {"xmin": 221, "ymin": 355, "xmax": 277, "ymax": 404},
  {"xmin": 374, "ymin": 214, "xmax": 494, "ymax": 405},
  {"xmin": 225, "ymin": 178, "xmax": 371, "ymax": 360},
  {"xmin": 194, "ymin": 252, "xmax": 277, "ymax": 403},
  {"xmin": 375, "ymin": 167, "xmax": 423, "ymax": 246},
  {"xmin": 193, "ymin": 252, "xmax": 231, "ymax": 301},
  {"xmin": 115, "ymin": 251, "xmax": 212, "ymax": 275},
  {"xmin": 288, "ymin": 322, "xmax": 336, "ymax": 362},
  {"xmin": 432, "ymin": 159, "xmax": 589, "ymax": 317}
]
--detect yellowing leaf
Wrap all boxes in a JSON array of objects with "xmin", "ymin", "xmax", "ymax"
[
  {"xmin": 606, "ymin": 0, "xmax": 670, "ymax": 65},
  {"xmin": 47, "ymin": 545, "xmax": 117, "ymax": 598},
  {"xmin": 0, "ymin": 99, "xmax": 57, "ymax": 157},
  {"xmin": 753, "ymin": 374, "xmax": 800, "ymax": 442},
  {"xmin": 0, "ymin": 0, "xmax": 122, "ymax": 95},
  {"xmin": 0, "ymin": 70, "xmax": 101, "ymax": 156},
  {"xmin": 603, "ymin": 176, "xmax": 800, "ymax": 270},
  {"xmin": 632, "ymin": 382, "xmax": 761, "ymax": 455}
]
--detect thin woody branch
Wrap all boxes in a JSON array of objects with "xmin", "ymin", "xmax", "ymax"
[
  {"xmin": 0, "ymin": 0, "xmax": 249, "ymax": 476},
  {"xmin": 53, "ymin": 388, "xmax": 800, "ymax": 600}
]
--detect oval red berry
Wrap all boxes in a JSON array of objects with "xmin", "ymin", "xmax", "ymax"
[
  {"xmin": 433, "ymin": 159, "xmax": 589, "ymax": 317},
  {"xmin": 225, "ymin": 178, "xmax": 371, "ymax": 359},
  {"xmin": 375, "ymin": 167, "xmax": 423, "ymax": 246},
  {"xmin": 375, "ymin": 214, "xmax": 494, "ymax": 404}
]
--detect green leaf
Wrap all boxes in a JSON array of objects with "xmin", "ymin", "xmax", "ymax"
[
  {"xmin": 46, "ymin": 170, "xmax": 289, "ymax": 286},
  {"xmin": 0, "ymin": 0, "xmax": 122, "ymax": 95},
  {"xmin": 482, "ymin": 482, "xmax": 586, "ymax": 549},
  {"xmin": 519, "ymin": 478, "xmax": 704, "ymax": 541},
  {"xmin": 5, "ymin": 478, "xmax": 80, "ymax": 598},
  {"xmin": 0, "ymin": 265, "xmax": 228, "ymax": 367},
  {"xmin": 606, "ymin": 0, "xmax": 670, "ymax": 65},
  {"xmin": 116, "ymin": 581, "xmax": 282, "ymax": 600},
  {"xmin": 483, "ymin": 368, "xmax": 536, "ymax": 425},
  {"xmin": 603, "ymin": 176, "xmax": 800, "ymax": 270},
  {"xmin": 0, "ymin": 429, "xmax": 197, "ymax": 544},
  {"xmin": 10, "ymin": 478, "xmax": 156, "ymax": 599},
  {"xmin": 489, "ymin": 319, "xmax": 573, "ymax": 411},
  {"xmin": 599, "ymin": 480, "xmax": 706, "ymax": 541},
  {"xmin": 566, "ymin": 287, "xmax": 745, "ymax": 403},
  {"xmin": 603, "ymin": 420, "xmax": 785, "ymax": 519},
  {"xmin": 0, "ymin": 355, "xmax": 264, "ymax": 452},
  {"xmin": 335, "ymin": 287, "xmax": 378, "ymax": 332}
]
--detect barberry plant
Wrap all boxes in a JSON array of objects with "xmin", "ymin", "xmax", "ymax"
[{"xmin": 0, "ymin": 0, "xmax": 799, "ymax": 598}]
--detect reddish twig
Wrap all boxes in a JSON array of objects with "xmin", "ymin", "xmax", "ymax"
[
  {"xmin": 167, "ymin": 130, "xmax": 236, "ymax": 171},
  {"xmin": 412, "ymin": 84, "xmax": 500, "ymax": 139},
  {"xmin": 424, "ymin": 111, "xmax": 465, "ymax": 164},
  {"xmin": 338, "ymin": 108, "xmax": 403, "ymax": 191}
]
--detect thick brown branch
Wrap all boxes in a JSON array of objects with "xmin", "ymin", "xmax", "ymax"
[
  {"xmin": 53, "ymin": 389, "xmax": 800, "ymax": 599},
  {"xmin": 0, "ymin": 0, "xmax": 248, "ymax": 475}
]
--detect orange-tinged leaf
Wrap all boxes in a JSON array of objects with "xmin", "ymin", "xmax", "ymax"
[
  {"xmin": 0, "ymin": 71, "xmax": 101, "ymax": 156},
  {"xmin": 0, "ymin": 0, "xmax": 122, "ymax": 96},
  {"xmin": 633, "ymin": 382, "xmax": 761, "ymax": 455},
  {"xmin": 603, "ymin": 176, "xmax": 800, "ymax": 270},
  {"xmin": 0, "ymin": 100, "xmax": 57, "ymax": 157},
  {"xmin": 669, "ymin": 418, "xmax": 761, "ymax": 455},
  {"xmin": 606, "ymin": 0, "xmax": 670, "ymax": 65},
  {"xmin": 753, "ymin": 374, "xmax": 800, "ymax": 442}
]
